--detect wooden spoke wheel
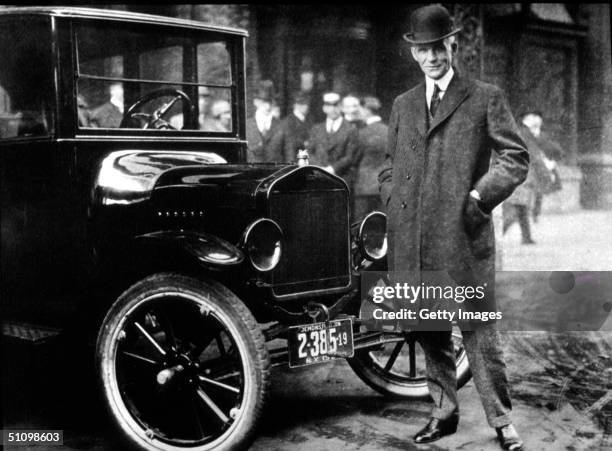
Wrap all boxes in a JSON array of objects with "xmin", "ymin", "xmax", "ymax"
[{"xmin": 97, "ymin": 273, "xmax": 269, "ymax": 451}]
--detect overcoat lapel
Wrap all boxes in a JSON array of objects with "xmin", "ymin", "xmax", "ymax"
[
  {"xmin": 414, "ymin": 82, "xmax": 427, "ymax": 138},
  {"xmin": 427, "ymin": 74, "xmax": 472, "ymax": 136}
]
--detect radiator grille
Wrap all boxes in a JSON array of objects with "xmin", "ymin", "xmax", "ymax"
[{"xmin": 269, "ymin": 189, "xmax": 350, "ymax": 297}]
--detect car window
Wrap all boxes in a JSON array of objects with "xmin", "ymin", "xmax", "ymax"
[
  {"xmin": 75, "ymin": 22, "xmax": 234, "ymax": 133},
  {"xmin": 0, "ymin": 17, "xmax": 53, "ymax": 139}
]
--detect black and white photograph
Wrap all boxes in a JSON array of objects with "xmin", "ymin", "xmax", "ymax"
[{"xmin": 1, "ymin": 3, "xmax": 611, "ymax": 450}]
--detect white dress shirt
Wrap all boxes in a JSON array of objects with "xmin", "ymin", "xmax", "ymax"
[
  {"xmin": 326, "ymin": 116, "xmax": 343, "ymax": 134},
  {"xmin": 425, "ymin": 67, "xmax": 454, "ymax": 111},
  {"xmin": 293, "ymin": 108, "xmax": 306, "ymax": 122},
  {"xmin": 255, "ymin": 109, "xmax": 273, "ymax": 134}
]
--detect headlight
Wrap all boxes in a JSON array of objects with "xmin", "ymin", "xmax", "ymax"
[
  {"xmin": 241, "ymin": 219, "xmax": 283, "ymax": 272},
  {"xmin": 358, "ymin": 211, "xmax": 387, "ymax": 261}
]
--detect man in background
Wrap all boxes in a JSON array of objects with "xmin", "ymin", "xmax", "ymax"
[
  {"xmin": 246, "ymin": 81, "xmax": 282, "ymax": 162},
  {"xmin": 503, "ymin": 112, "xmax": 555, "ymax": 242},
  {"xmin": 521, "ymin": 111, "xmax": 563, "ymax": 222},
  {"xmin": 341, "ymin": 93, "xmax": 365, "ymax": 128},
  {"xmin": 275, "ymin": 91, "xmax": 311, "ymax": 163},
  {"xmin": 90, "ymin": 82, "xmax": 124, "ymax": 128},
  {"xmin": 308, "ymin": 92, "xmax": 361, "ymax": 215},
  {"xmin": 205, "ymin": 99, "xmax": 232, "ymax": 132}
]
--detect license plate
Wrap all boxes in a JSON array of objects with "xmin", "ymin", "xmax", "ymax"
[{"xmin": 287, "ymin": 318, "xmax": 354, "ymax": 368}]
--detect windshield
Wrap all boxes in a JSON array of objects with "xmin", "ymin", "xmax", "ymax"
[{"xmin": 75, "ymin": 21, "xmax": 235, "ymax": 133}]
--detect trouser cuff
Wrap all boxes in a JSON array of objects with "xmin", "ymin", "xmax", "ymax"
[
  {"xmin": 489, "ymin": 413, "xmax": 512, "ymax": 429},
  {"xmin": 431, "ymin": 407, "xmax": 458, "ymax": 420}
]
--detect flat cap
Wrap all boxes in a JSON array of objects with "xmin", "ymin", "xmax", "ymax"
[{"xmin": 323, "ymin": 92, "xmax": 341, "ymax": 105}]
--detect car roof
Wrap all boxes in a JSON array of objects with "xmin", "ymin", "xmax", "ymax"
[{"xmin": 0, "ymin": 6, "xmax": 248, "ymax": 36}]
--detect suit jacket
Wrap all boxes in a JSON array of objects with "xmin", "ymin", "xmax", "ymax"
[
  {"xmin": 355, "ymin": 120, "xmax": 388, "ymax": 196},
  {"xmin": 277, "ymin": 113, "xmax": 312, "ymax": 163},
  {"xmin": 246, "ymin": 117, "xmax": 282, "ymax": 163},
  {"xmin": 379, "ymin": 73, "xmax": 528, "ymax": 322},
  {"xmin": 90, "ymin": 102, "xmax": 123, "ymax": 128},
  {"xmin": 307, "ymin": 118, "xmax": 361, "ymax": 190}
]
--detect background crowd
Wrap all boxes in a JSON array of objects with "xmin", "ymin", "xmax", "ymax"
[{"xmin": 245, "ymin": 80, "xmax": 387, "ymax": 220}]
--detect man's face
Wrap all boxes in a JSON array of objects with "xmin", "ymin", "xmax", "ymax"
[
  {"xmin": 341, "ymin": 96, "xmax": 361, "ymax": 122},
  {"xmin": 109, "ymin": 83, "xmax": 124, "ymax": 103},
  {"xmin": 254, "ymin": 98, "xmax": 272, "ymax": 115},
  {"xmin": 411, "ymin": 39, "xmax": 454, "ymax": 80},
  {"xmin": 323, "ymin": 103, "xmax": 341, "ymax": 120},
  {"xmin": 213, "ymin": 100, "xmax": 232, "ymax": 129},
  {"xmin": 522, "ymin": 113, "xmax": 542, "ymax": 137},
  {"xmin": 294, "ymin": 102, "xmax": 309, "ymax": 117}
]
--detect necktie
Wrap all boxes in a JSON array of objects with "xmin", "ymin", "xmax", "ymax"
[{"xmin": 430, "ymin": 84, "xmax": 442, "ymax": 118}]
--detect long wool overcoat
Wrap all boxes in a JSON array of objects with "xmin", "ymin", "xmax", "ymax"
[{"xmin": 379, "ymin": 74, "xmax": 529, "ymax": 326}]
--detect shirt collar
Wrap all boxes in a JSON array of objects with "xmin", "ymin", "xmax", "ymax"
[
  {"xmin": 366, "ymin": 115, "xmax": 382, "ymax": 125},
  {"xmin": 425, "ymin": 67, "xmax": 454, "ymax": 100},
  {"xmin": 326, "ymin": 116, "xmax": 343, "ymax": 133},
  {"xmin": 255, "ymin": 109, "xmax": 272, "ymax": 132},
  {"xmin": 293, "ymin": 109, "xmax": 306, "ymax": 122}
]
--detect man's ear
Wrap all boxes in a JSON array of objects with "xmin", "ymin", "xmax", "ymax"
[
  {"xmin": 410, "ymin": 46, "xmax": 419, "ymax": 61},
  {"xmin": 451, "ymin": 42, "xmax": 458, "ymax": 54}
]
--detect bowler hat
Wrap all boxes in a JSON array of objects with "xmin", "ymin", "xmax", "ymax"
[
  {"xmin": 254, "ymin": 80, "xmax": 275, "ymax": 102},
  {"xmin": 293, "ymin": 91, "xmax": 310, "ymax": 105},
  {"xmin": 403, "ymin": 4, "xmax": 461, "ymax": 45}
]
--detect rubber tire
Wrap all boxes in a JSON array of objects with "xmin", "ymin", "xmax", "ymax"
[
  {"xmin": 347, "ymin": 338, "xmax": 471, "ymax": 400},
  {"xmin": 96, "ymin": 273, "xmax": 270, "ymax": 451}
]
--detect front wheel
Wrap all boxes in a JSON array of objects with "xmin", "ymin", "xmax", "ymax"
[
  {"xmin": 347, "ymin": 327, "xmax": 471, "ymax": 399},
  {"xmin": 96, "ymin": 273, "xmax": 269, "ymax": 451}
]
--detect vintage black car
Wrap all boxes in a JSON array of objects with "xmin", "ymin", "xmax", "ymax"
[{"xmin": 0, "ymin": 7, "xmax": 469, "ymax": 451}]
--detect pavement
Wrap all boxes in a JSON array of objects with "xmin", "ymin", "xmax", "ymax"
[
  {"xmin": 3, "ymin": 209, "xmax": 612, "ymax": 450},
  {"xmin": 251, "ymin": 209, "xmax": 612, "ymax": 450},
  {"xmin": 501, "ymin": 209, "xmax": 612, "ymax": 271}
]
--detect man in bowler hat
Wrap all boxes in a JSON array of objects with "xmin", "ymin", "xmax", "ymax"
[
  {"xmin": 276, "ymin": 91, "xmax": 312, "ymax": 163},
  {"xmin": 246, "ymin": 80, "xmax": 282, "ymax": 162},
  {"xmin": 379, "ymin": 5, "xmax": 528, "ymax": 449}
]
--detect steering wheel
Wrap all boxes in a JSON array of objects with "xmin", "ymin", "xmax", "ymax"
[{"xmin": 120, "ymin": 88, "xmax": 195, "ymax": 130}]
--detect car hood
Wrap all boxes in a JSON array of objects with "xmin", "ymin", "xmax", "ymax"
[{"xmin": 95, "ymin": 150, "xmax": 289, "ymax": 205}]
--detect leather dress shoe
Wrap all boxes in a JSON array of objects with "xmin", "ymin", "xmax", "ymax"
[
  {"xmin": 496, "ymin": 424, "xmax": 524, "ymax": 450},
  {"xmin": 413, "ymin": 413, "xmax": 458, "ymax": 444}
]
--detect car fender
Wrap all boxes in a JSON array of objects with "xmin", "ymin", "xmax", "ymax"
[{"xmin": 135, "ymin": 230, "xmax": 244, "ymax": 270}]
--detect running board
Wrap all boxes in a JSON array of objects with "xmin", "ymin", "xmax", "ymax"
[{"xmin": 2, "ymin": 321, "xmax": 61, "ymax": 344}]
